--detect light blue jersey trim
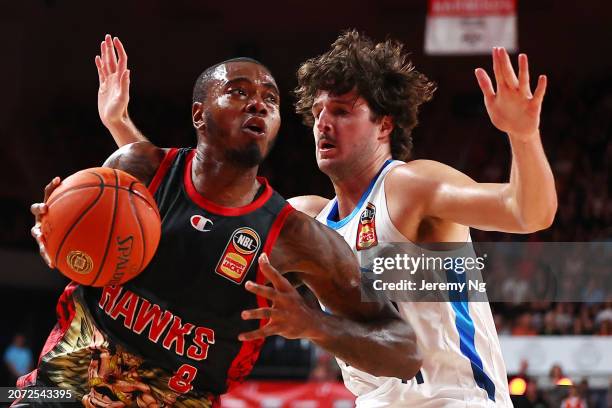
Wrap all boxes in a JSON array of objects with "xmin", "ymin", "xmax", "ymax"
[{"xmin": 325, "ymin": 160, "xmax": 393, "ymax": 230}]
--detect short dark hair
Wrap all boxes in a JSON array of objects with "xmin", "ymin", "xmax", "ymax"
[
  {"xmin": 295, "ymin": 30, "xmax": 436, "ymax": 161},
  {"xmin": 192, "ymin": 57, "xmax": 270, "ymax": 104}
]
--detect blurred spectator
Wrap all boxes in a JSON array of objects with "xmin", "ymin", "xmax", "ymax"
[
  {"xmin": 554, "ymin": 304, "xmax": 574, "ymax": 335},
  {"xmin": 502, "ymin": 276, "xmax": 530, "ymax": 305},
  {"xmin": 3, "ymin": 333, "xmax": 32, "ymax": 385},
  {"xmin": 545, "ymin": 365, "xmax": 573, "ymax": 407},
  {"xmin": 525, "ymin": 379, "xmax": 550, "ymax": 408},
  {"xmin": 512, "ymin": 360, "xmax": 550, "ymax": 408},
  {"xmin": 595, "ymin": 319, "xmax": 611, "ymax": 336},
  {"xmin": 577, "ymin": 378, "xmax": 599, "ymax": 408},
  {"xmin": 582, "ymin": 278, "xmax": 605, "ymax": 305},
  {"xmin": 549, "ymin": 365, "xmax": 566, "ymax": 386},
  {"xmin": 494, "ymin": 313, "xmax": 512, "ymax": 336},
  {"xmin": 518, "ymin": 360, "xmax": 530, "ymax": 378},
  {"xmin": 595, "ymin": 305, "xmax": 612, "ymax": 335},
  {"xmin": 512, "ymin": 312, "xmax": 538, "ymax": 336},
  {"xmin": 577, "ymin": 305, "xmax": 595, "ymax": 335},
  {"xmin": 594, "ymin": 306, "xmax": 612, "ymax": 326},
  {"xmin": 560, "ymin": 385, "xmax": 587, "ymax": 408},
  {"xmin": 542, "ymin": 310, "xmax": 562, "ymax": 335}
]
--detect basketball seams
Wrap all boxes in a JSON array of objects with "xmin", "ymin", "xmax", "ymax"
[
  {"xmin": 54, "ymin": 173, "xmax": 105, "ymax": 269},
  {"xmin": 91, "ymin": 169, "xmax": 121, "ymax": 286},
  {"xmin": 48, "ymin": 170, "xmax": 118, "ymax": 207},
  {"xmin": 48, "ymin": 184, "xmax": 153, "ymax": 207},
  {"xmin": 129, "ymin": 188, "xmax": 161, "ymax": 219},
  {"xmin": 47, "ymin": 183, "xmax": 108, "ymax": 207},
  {"xmin": 47, "ymin": 170, "xmax": 157, "ymax": 213},
  {"xmin": 128, "ymin": 181, "xmax": 147, "ymax": 276}
]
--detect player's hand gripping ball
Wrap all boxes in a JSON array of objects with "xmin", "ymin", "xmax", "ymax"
[{"xmin": 40, "ymin": 167, "xmax": 161, "ymax": 286}]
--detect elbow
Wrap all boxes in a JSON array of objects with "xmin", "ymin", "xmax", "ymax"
[
  {"xmin": 397, "ymin": 331, "xmax": 423, "ymax": 380},
  {"xmin": 371, "ymin": 325, "xmax": 423, "ymax": 379},
  {"xmin": 539, "ymin": 191, "xmax": 559, "ymax": 229},
  {"xmin": 541, "ymin": 202, "xmax": 558, "ymax": 229},
  {"xmin": 392, "ymin": 352, "xmax": 423, "ymax": 381},
  {"xmin": 518, "ymin": 196, "xmax": 558, "ymax": 233}
]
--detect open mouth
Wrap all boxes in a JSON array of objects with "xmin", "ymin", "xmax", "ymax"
[
  {"xmin": 245, "ymin": 124, "xmax": 263, "ymax": 133},
  {"xmin": 318, "ymin": 139, "xmax": 336, "ymax": 150},
  {"xmin": 243, "ymin": 117, "xmax": 266, "ymax": 135}
]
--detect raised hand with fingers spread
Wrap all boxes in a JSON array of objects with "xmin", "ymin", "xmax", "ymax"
[
  {"xmin": 475, "ymin": 47, "xmax": 547, "ymax": 141},
  {"xmin": 95, "ymin": 35, "xmax": 130, "ymax": 129},
  {"xmin": 95, "ymin": 34, "xmax": 147, "ymax": 147}
]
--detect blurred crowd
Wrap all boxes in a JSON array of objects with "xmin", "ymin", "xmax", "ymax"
[
  {"xmin": 509, "ymin": 362, "xmax": 611, "ymax": 408},
  {"xmin": 494, "ymin": 302, "xmax": 612, "ymax": 337}
]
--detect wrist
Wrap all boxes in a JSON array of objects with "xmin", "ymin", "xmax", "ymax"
[
  {"xmin": 508, "ymin": 129, "xmax": 540, "ymax": 144},
  {"xmin": 103, "ymin": 112, "xmax": 132, "ymax": 131},
  {"xmin": 303, "ymin": 308, "xmax": 329, "ymax": 342}
]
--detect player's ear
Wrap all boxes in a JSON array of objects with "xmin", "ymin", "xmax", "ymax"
[
  {"xmin": 192, "ymin": 102, "xmax": 205, "ymax": 129},
  {"xmin": 378, "ymin": 115, "xmax": 394, "ymax": 142}
]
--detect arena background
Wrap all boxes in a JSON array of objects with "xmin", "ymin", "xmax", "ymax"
[{"xmin": 0, "ymin": 0, "xmax": 610, "ymax": 406}]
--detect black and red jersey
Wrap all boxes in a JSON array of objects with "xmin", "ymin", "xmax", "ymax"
[{"xmin": 19, "ymin": 148, "xmax": 294, "ymax": 406}]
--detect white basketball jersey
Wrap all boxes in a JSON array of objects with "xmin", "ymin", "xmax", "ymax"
[{"xmin": 316, "ymin": 160, "xmax": 513, "ymax": 407}]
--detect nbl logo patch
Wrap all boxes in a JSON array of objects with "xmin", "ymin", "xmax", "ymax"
[
  {"xmin": 356, "ymin": 202, "xmax": 378, "ymax": 251},
  {"xmin": 215, "ymin": 227, "xmax": 261, "ymax": 284}
]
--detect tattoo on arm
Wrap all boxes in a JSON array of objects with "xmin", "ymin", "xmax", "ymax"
[{"xmin": 102, "ymin": 141, "xmax": 165, "ymax": 186}]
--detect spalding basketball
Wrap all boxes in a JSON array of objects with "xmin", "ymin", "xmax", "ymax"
[{"xmin": 41, "ymin": 167, "xmax": 161, "ymax": 286}]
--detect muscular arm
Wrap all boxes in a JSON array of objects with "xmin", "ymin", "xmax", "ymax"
[
  {"xmin": 270, "ymin": 210, "xmax": 421, "ymax": 379},
  {"xmin": 102, "ymin": 141, "xmax": 165, "ymax": 186},
  {"xmin": 388, "ymin": 49, "xmax": 556, "ymax": 236},
  {"xmin": 387, "ymin": 155, "xmax": 555, "ymax": 235}
]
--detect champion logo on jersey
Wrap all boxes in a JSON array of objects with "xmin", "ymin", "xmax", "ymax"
[
  {"xmin": 190, "ymin": 215, "xmax": 213, "ymax": 232},
  {"xmin": 215, "ymin": 227, "xmax": 261, "ymax": 284},
  {"xmin": 356, "ymin": 202, "xmax": 378, "ymax": 251}
]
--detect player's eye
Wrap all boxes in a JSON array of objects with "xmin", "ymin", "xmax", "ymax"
[
  {"xmin": 230, "ymin": 88, "xmax": 247, "ymax": 96},
  {"xmin": 265, "ymin": 94, "xmax": 279, "ymax": 104},
  {"xmin": 334, "ymin": 108, "xmax": 349, "ymax": 116}
]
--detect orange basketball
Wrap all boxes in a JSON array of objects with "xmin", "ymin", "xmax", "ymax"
[{"xmin": 41, "ymin": 167, "xmax": 161, "ymax": 286}]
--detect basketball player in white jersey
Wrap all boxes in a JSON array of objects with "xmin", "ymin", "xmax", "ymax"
[
  {"xmin": 94, "ymin": 32, "xmax": 556, "ymax": 406},
  {"xmin": 288, "ymin": 31, "xmax": 556, "ymax": 407}
]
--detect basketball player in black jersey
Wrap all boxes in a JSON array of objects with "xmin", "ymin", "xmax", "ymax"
[{"xmin": 23, "ymin": 35, "xmax": 420, "ymax": 407}]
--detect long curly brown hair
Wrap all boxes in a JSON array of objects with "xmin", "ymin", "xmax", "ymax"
[{"xmin": 295, "ymin": 30, "xmax": 436, "ymax": 161}]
